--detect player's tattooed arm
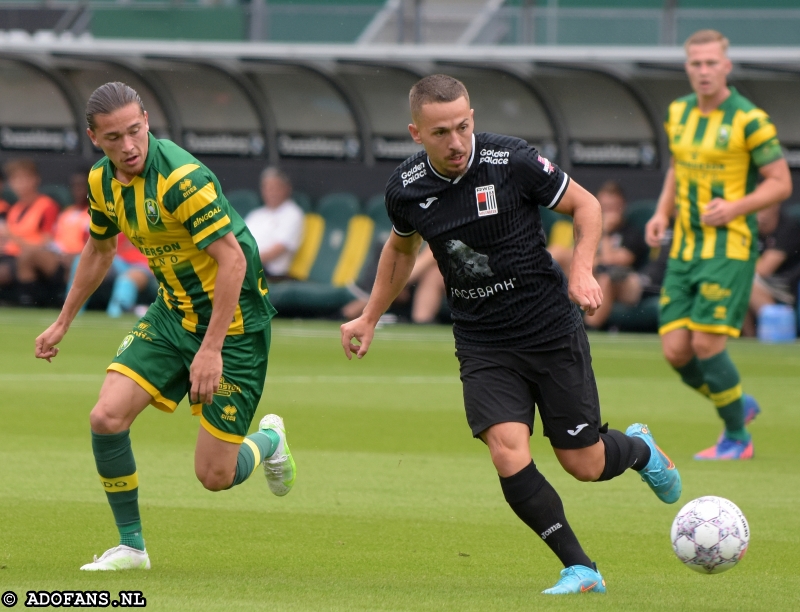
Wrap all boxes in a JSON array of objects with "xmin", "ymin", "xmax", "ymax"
[
  {"xmin": 341, "ymin": 231, "xmax": 422, "ymax": 360},
  {"xmin": 554, "ymin": 180, "xmax": 603, "ymax": 315}
]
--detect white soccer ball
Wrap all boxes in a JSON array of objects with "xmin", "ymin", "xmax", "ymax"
[{"xmin": 670, "ymin": 496, "xmax": 750, "ymax": 574}]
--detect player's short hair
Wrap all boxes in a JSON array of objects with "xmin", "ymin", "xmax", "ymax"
[
  {"xmin": 3, "ymin": 158, "xmax": 39, "ymax": 180},
  {"xmin": 684, "ymin": 29, "xmax": 729, "ymax": 54},
  {"xmin": 86, "ymin": 82, "xmax": 145, "ymax": 130},
  {"xmin": 596, "ymin": 180, "xmax": 626, "ymax": 202},
  {"xmin": 409, "ymin": 74, "xmax": 470, "ymax": 119},
  {"xmin": 260, "ymin": 166, "xmax": 292, "ymax": 188}
]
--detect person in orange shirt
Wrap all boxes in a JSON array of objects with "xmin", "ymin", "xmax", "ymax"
[
  {"xmin": 13, "ymin": 167, "xmax": 90, "ymax": 305},
  {"xmin": 0, "ymin": 159, "xmax": 61, "ymax": 304}
]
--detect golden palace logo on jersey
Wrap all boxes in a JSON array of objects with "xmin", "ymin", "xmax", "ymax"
[
  {"xmin": 215, "ymin": 376, "xmax": 241, "ymax": 396},
  {"xmin": 145, "ymin": 199, "xmax": 161, "ymax": 225},
  {"xmin": 221, "ymin": 406, "xmax": 237, "ymax": 422},
  {"xmin": 193, "ymin": 206, "xmax": 221, "ymax": 228}
]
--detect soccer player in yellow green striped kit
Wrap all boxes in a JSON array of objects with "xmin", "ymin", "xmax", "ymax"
[
  {"xmin": 646, "ymin": 30, "xmax": 792, "ymax": 460},
  {"xmin": 35, "ymin": 82, "xmax": 296, "ymax": 570}
]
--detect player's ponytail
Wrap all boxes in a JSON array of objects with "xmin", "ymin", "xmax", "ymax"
[{"xmin": 86, "ymin": 82, "xmax": 145, "ymax": 129}]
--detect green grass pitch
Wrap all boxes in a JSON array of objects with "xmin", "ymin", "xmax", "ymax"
[{"xmin": 1, "ymin": 307, "xmax": 799, "ymax": 611}]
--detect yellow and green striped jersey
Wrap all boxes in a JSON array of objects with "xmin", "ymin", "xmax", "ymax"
[
  {"xmin": 665, "ymin": 87, "xmax": 783, "ymax": 263},
  {"xmin": 88, "ymin": 133, "xmax": 276, "ymax": 335}
]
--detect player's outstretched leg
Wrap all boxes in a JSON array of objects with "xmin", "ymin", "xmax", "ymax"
[
  {"xmin": 80, "ymin": 545, "xmax": 151, "ymax": 571},
  {"xmin": 259, "ymin": 414, "xmax": 296, "ymax": 496},
  {"xmin": 625, "ymin": 424, "xmax": 682, "ymax": 504},
  {"xmin": 542, "ymin": 562, "xmax": 607, "ymax": 595},
  {"xmin": 82, "ymin": 429, "xmax": 150, "ymax": 571}
]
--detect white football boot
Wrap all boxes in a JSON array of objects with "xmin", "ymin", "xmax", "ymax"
[
  {"xmin": 259, "ymin": 414, "xmax": 296, "ymax": 496},
  {"xmin": 80, "ymin": 545, "xmax": 151, "ymax": 571}
]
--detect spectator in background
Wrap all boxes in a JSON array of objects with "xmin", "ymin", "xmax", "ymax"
[
  {"xmin": 584, "ymin": 181, "xmax": 649, "ymax": 330},
  {"xmin": 741, "ymin": 203, "xmax": 800, "ymax": 336},
  {"xmin": 0, "ymin": 159, "xmax": 61, "ymax": 304},
  {"xmin": 105, "ymin": 234, "xmax": 156, "ymax": 318},
  {"xmin": 14, "ymin": 168, "xmax": 92, "ymax": 305},
  {"xmin": 0, "ymin": 168, "xmax": 11, "ymax": 290},
  {"xmin": 342, "ymin": 242, "xmax": 446, "ymax": 323},
  {"xmin": 244, "ymin": 167, "xmax": 304, "ymax": 281}
]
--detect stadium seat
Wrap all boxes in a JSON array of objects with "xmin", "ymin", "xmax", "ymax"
[
  {"xmin": 227, "ymin": 189, "xmax": 261, "ymax": 218},
  {"xmin": 625, "ymin": 199, "xmax": 657, "ymax": 233},
  {"xmin": 366, "ymin": 194, "xmax": 393, "ymax": 243},
  {"xmin": 40, "ymin": 184, "xmax": 72, "ymax": 207},
  {"xmin": 289, "ymin": 192, "xmax": 373, "ymax": 286},
  {"xmin": 293, "ymin": 191, "xmax": 313, "ymax": 212},
  {"xmin": 539, "ymin": 205, "xmax": 573, "ymax": 244}
]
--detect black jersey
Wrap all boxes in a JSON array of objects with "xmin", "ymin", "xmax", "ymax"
[{"xmin": 385, "ymin": 132, "xmax": 583, "ymax": 349}]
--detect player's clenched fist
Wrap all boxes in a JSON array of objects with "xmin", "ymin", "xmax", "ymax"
[{"xmin": 35, "ymin": 321, "xmax": 67, "ymax": 362}]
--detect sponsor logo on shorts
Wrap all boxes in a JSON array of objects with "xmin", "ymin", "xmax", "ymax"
[
  {"xmin": 567, "ymin": 423, "xmax": 589, "ymax": 436},
  {"xmin": 215, "ymin": 376, "xmax": 241, "ymax": 396},
  {"xmin": 116, "ymin": 334, "xmax": 134, "ymax": 356},
  {"xmin": 541, "ymin": 522, "xmax": 562, "ymax": 540},
  {"xmin": 700, "ymin": 282, "xmax": 731, "ymax": 301},
  {"xmin": 475, "ymin": 185, "xmax": 498, "ymax": 217},
  {"xmin": 221, "ymin": 405, "xmax": 237, "ymax": 422},
  {"xmin": 137, "ymin": 322, "xmax": 150, "ymax": 330},
  {"xmin": 714, "ymin": 305, "xmax": 727, "ymax": 320}
]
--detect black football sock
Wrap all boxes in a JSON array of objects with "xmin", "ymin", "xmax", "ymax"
[
  {"xmin": 596, "ymin": 428, "xmax": 651, "ymax": 480},
  {"xmin": 499, "ymin": 461, "xmax": 592, "ymax": 569}
]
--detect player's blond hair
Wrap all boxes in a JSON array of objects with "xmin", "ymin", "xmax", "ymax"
[
  {"xmin": 409, "ymin": 74, "xmax": 469, "ymax": 119},
  {"xmin": 684, "ymin": 30, "xmax": 729, "ymax": 54}
]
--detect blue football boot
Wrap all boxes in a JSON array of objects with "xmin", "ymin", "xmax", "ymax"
[
  {"xmin": 542, "ymin": 563, "xmax": 606, "ymax": 595},
  {"xmin": 626, "ymin": 423, "xmax": 682, "ymax": 504}
]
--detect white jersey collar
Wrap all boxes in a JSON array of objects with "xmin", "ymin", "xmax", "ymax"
[{"xmin": 426, "ymin": 133, "xmax": 476, "ymax": 185}]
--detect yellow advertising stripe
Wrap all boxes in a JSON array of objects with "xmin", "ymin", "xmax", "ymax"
[
  {"xmin": 745, "ymin": 124, "xmax": 778, "ymax": 150},
  {"xmin": 88, "ymin": 166, "xmax": 106, "ymax": 213},
  {"xmin": 193, "ymin": 216, "xmax": 231, "ymax": 246},
  {"xmin": 159, "ymin": 264, "xmax": 199, "ymax": 333},
  {"xmin": 162, "ymin": 164, "xmax": 200, "ymax": 196},
  {"xmin": 332, "ymin": 215, "xmax": 374, "ymax": 286},
  {"xmin": 90, "ymin": 221, "xmax": 109, "ymax": 235},
  {"xmin": 289, "ymin": 214, "xmax": 324, "ymax": 281},
  {"xmin": 106, "ymin": 363, "xmax": 178, "ymax": 412},
  {"xmin": 697, "ymin": 181, "xmax": 717, "ymax": 260},
  {"xmin": 174, "ymin": 182, "xmax": 219, "ymax": 224},
  {"xmin": 708, "ymin": 384, "xmax": 743, "ymax": 408},
  {"xmin": 99, "ymin": 472, "xmax": 139, "ymax": 492}
]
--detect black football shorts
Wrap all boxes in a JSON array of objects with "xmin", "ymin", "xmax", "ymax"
[{"xmin": 456, "ymin": 326, "xmax": 601, "ymax": 450}]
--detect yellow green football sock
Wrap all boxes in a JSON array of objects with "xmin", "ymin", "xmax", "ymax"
[
  {"xmin": 231, "ymin": 429, "xmax": 280, "ymax": 487},
  {"xmin": 92, "ymin": 430, "xmax": 145, "ymax": 551},
  {"xmin": 698, "ymin": 351, "xmax": 748, "ymax": 442}
]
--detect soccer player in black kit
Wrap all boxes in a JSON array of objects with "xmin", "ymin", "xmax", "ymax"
[{"xmin": 340, "ymin": 74, "xmax": 682, "ymax": 595}]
